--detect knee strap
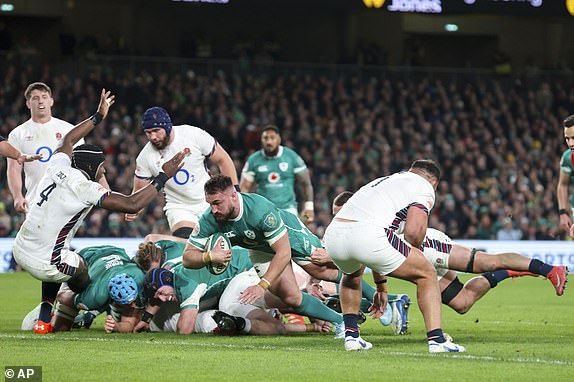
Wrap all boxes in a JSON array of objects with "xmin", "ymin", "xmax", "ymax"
[
  {"xmin": 441, "ymin": 277, "xmax": 464, "ymax": 305},
  {"xmin": 466, "ymin": 248, "xmax": 478, "ymax": 273},
  {"xmin": 173, "ymin": 227, "xmax": 193, "ymax": 239},
  {"xmin": 67, "ymin": 258, "xmax": 90, "ymax": 294},
  {"xmin": 54, "ymin": 301, "xmax": 79, "ymax": 321}
]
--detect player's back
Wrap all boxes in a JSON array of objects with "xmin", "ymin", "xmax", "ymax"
[
  {"xmin": 79, "ymin": 245, "xmax": 144, "ymax": 286},
  {"xmin": 15, "ymin": 153, "xmax": 105, "ymax": 255},
  {"xmin": 336, "ymin": 172, "xmax": 435, "ymax": 231}
]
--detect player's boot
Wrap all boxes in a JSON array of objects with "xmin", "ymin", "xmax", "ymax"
[
  {"xmin": 390, "ymin": 294, "xmax": 411, "ymax": 335},
  {"xmin": 379, "ymin": 303, "xmax": 392, "ymax": 326},
  {"xmin": 428, "ymin": 339, "xmax": 465, "ymax": 353},
  {"xmin": 506, "ymin": 270, "xmax": 538, "ymax": 278},
  {"xmin": 333, "ymin": 322, "xmax": 345, "ymax": 339},
  {"xmin": 344, "ymin": 336, "xmax": 373, "ymax": 351},
  {"xmin": 283, "ymin": 313, "xmax": 305, "ymax": 325},
  {"xmin": 73, "ymin": 311, "xmax": 96, "ymax": 329},
  {"xmin": 212, "ymin": 311, "xmax": 246, "ymax": 335},
  {"xmin": 546, "ymin": 265, "xmax": 568, "ymax": 296},
  {"xmin": 33, "ymin": 320, "xmax": 53, "ymax": 334}
]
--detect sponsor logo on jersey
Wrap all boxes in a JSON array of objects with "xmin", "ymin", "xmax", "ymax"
[
  {"xmin": 264, "ymin": 213, "xmax": 277, "ymax": 229},
  {"xmin": 244, "ymin": 230, "xmax": 256, "ymax": 239},
  {"xmin": 223, "ymin": 231, "xmax": 236, "ymax": 239},
  {"xmin": 25, "ymin": 135, "xmax": 33, "ymax": 141},
  {"xmin": 257, "ymin": 165, "xmax": 268, "ymax": 172},
  {"xmin": 56, "ymin": 132, "xmax": 62, "ymax": 139},
  {"xmin": 191, "ymin": 222, "xmax": 200, "ymax": 236},
  {"xmin": 268, "ymin": 172, "xmax": 280, "ymax": 183},
  {"xmin": 279, "ymin": 162, "xmax": 289, "ymax": 172}
]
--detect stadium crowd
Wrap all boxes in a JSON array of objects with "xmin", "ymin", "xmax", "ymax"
[{"xmin": 0, "ymin": 54, "xmax": 573, "ymax": 241}]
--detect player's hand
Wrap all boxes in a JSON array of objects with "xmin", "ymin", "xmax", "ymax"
[
  {"xmin": 133, "ymin": 320, "xmax": 150, "ymax": 333},
  {"xmin": 16, "ymin": 153, "xmax": 42, "ymax": 165},
  {"xmin": 239, "ymin": 284, "xmax": 265, "ymax": 305},
  {"xmin": 307, "ymin": 248, "xmax": 332, "ymax": 266},
  {"xmin": 306, "ymin": 282, "xmax": 326, "ymax": 301},
  {"xmin": 104, "ymin": 315, "xmax": 116, "ymax": 334},
  {"xmin": 161, "ymin": 151, "xmax": 185, "ymax": 178},
  {"xmin": 311, "ymin": 320, "xmax": 332, "ymax": 333},
  {"xmin": 14, "ymin": 197, "xmax": 28, "ymax": 214},
  {"xmin": 368, "ymin": 291, "xmax": 388, "ymax": 320},
  {"xmin": 97, "ymin": 88, "xmax": 116, "ymax": 119},
  {"xmin": 570, "ymin": 224, "xmax": 574, "ymax": 239},
  {"xmin": 559, "ymin": 213, "xmax": 573, "ymax": 232},
  {"xmin": 301, "ymin": 209, "xmax": 314, "ymax": 224},
  {"xmin": 209, "ymin": 238, "xmax": 232, "ymax": 265},
  {"xmin": 125, "ymin": 209, "xmax": 143, "ymax": 222}
]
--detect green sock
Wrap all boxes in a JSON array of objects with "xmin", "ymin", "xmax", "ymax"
[
  {"xmin": 362, "ymin": 280, "xmax": 376, "ymax": 302},
  {"xmin": 294, "ymin": 292, "xmax": 343, "ymax": 324},
  {"xmin": 387, "ymin": 294, "xmax": 399, "ymax": 301},
  {"xmin": 360, "ymin": 298, "xmax": 370, "ymax": 313}
]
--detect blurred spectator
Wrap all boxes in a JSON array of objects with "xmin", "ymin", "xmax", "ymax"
[{"xmin": 496, "ymin": 217, "xmax": 522, "ymax": 241}]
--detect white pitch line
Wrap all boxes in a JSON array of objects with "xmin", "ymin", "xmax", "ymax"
[{"xmin": 1, "ymin": 333, "xmax": 572, "ymax": 366}]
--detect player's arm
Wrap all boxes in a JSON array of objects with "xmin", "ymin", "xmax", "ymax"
[
  {"xmin": 7, "ymin": 157, "xmax": 26, "ymax": 213},
  {"xmin": 239, "ymin": 160, "xmax": 256, "ymax": 192},
  {"xmin": 557, "ymin": 170, "xmax": 573, "ymax": 231},
  {"xmin": 105, "ymin": 304, "xmax": 142, "ymax": 333},
  {"xmin": 403, "ymin": 205, "xmax": 429, "ymax": 249},
  {"xmin": 125, "ymin": 177, "xmax": 150, "ymax": 221},
  {"xmin": 177, "ymin": 308, "xmax": 198, "ymax": 335},
  {"xmin": 0, "ymin": 140, "xmax": 41, "ymax": 163},
  {"xmin": 210, "ymin": 142, "xmax": 239, "ymax": 187},
  {"xmin": 144, "ymin": 233, "xmax": 187, "ymax": 243},
  {"xmin": 55, "ymin": 89, "xmax": 115, "ymax": 158},
  {"xmin": 101, "ymin": 152, "xmax": 184, "ymax": 213},
  {"xmin": 368, "ymin": 271, "xmax": 388, "ymax": 320},
  {"xmin": 240, "ymin": 233, "xmax": 291, "ymax": 305},
  {"xmin": 295, "ymin": 170, "xmax": 314, "ymax": 223}
]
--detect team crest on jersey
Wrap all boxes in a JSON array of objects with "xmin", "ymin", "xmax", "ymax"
[
  {"xmin": 191, "ymin": 223, "xmax": 200, "ymax": 237},
  {"xmin": 56, "ymin": 132, "xmax": 62, "ymax": 139},
  {"xmin": 264, "ymin": 213, "xmax": 277, "ymax": 229},
  {"xmin": 244, "ymin": 230, "xmax": 256, "ymax": 239},
  {"xmin": 268, "ymin": 172, "xmax": 280, "ymax": 183},
  {"xmin": 184, "ymin": 147, "xmax": 191, "ymax": 156},
  {"xmin": 279, "ymin": 162, "xmax": 289, "ymax": 172}
]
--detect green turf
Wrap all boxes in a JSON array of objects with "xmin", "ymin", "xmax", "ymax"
[{"xmin": 1, "ymin": 271, "xmax": 573, "ymax": 381}]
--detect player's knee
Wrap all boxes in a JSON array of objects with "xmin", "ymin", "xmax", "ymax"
[{"xmin": 57, "ymin": 288, "xmax": 75, "ymax": 306}]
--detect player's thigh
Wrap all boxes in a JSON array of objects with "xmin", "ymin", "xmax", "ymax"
[
  {"xmin": 444, "ymin": 244, "xmax": 472, "ymax": 272},
  {"xmin": 220, "ymin": 269, "xmax": 266, "ymax": 317},
  {"xmin": 389, "ymin": 248, "xmax": 437, "ymax": 281},
  {"xmin": 165, "ymin": 203, "xmax": 205, "ymax": 231}
]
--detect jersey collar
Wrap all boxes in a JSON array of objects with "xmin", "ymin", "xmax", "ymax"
[
  {"xmin": 262, "ymin": 145, "xmax": 283, "ymax": 159},
  {"xmin": 231, "ymin": 193, "xmax": 244, "ymax": 222}
]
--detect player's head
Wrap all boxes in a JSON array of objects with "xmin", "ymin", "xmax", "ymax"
[
  {"xmin": 204, "ymin": 174, "xmax": 239, "ymax": 223},
  {"xmin": 143, "ymin": 268, "xmax": 175, "ymax": 305},
  {"xmin": 24, "ymin": 82, "xmax": 53, "ymax": 119},
  {"xmin": 563, "ymin": 115, "xmax": 574, "ymax": 150},
  {"xmin": 409, "ymin": 159, "xmax": 441, "ymax": 190},
  {"xmin": 108, "ymin": 274, "xmax": 139, "ymax": 306},
  {"xmin": 135, "ymin": 242, "xmax": 166, "ymax": 272},
  {"xmin": 142, "ymin": 106, "xmax": 173, "ymax": 150},
  {"xmin": 332, "ymin": 191, "xmax": 354, "ymax": 215},
  {"xmin": 71, "ymin": 144, "xmax": 106, "ymax": 182},
  {"xmin": 261, "ymin": 125, "xmax": 281, "ymax": 156}
]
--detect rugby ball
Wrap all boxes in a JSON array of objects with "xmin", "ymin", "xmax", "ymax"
[{"xmin": 205, "ymin": 233, "xmax": 231, "ymax": 275}]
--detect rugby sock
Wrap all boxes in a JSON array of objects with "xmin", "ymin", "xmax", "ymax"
[
  {"xmin": 294, "ymin": 292, "xmax": 343, "ymax": 324},
  {"xmin": 360, "ymin": 298, "xmax": 371, "ymax": 313},
  {"xmin": 482, "ymin": 270, "xmax": 511, "ymax": 288},
  {"xmin": 427, "ymin": 328, "xmax": 446, "ymax": 343},
  {"xmin": 528, "ymin": 259, "xmax": 553, "ymax": 277},
  {"xmin": 39, "ymin": 282, "xmax": 60, "ymax": 323},
  {"xmin": 343, "ymin": 314, "xmax": 360, "ymax": 338}
]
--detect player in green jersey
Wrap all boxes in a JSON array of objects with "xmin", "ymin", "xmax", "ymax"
[
  {"xmin": 240, "ymin": 125, "xmax": 314, "ymax": 224},
  {"xmin": 558, "ymin": 115, "xmax": 574, "ymax": 238},
  {"xmin": 52, "ymin": 245, "xmax": 144, "ymax": 332},
  {"xmin": 183, "ymin": 175, "xmax": 346, "ymax": 336}
]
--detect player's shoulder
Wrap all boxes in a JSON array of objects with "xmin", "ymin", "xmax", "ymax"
[
  {"xmin": 50, "ymin": 117, "xmax": 74, "ymax": 129},
  {"xmin": 8, "ymin": 119, "xmax": 32, "ymax": 137},
  {"xmin": 175, "ymin": 124, "xmax": 211, "ymax": 137},
  {"xmin": 246, "ymin": 149, "xmax": 264, "ymax": 162},
  {"xmin": 560, "ymin": 149, "xmax": 573, "ymax": 165}
]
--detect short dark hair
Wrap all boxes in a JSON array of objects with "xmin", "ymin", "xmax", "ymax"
[
  {"xmin": 261, "ymin": 125, "xmax": 280, "ymax": 135},
  {"xmin": 564, "ymin": 115, "xmax": 574, "ymax": 128},
  {"xmin": 410, "ymin": 159, "xmax": 441, "ymax": 181},
  {"xmin": 333, "ymin": 191, "xmax": 354, "ymax": 207},
  {"xmin": 24, "ymin": 82, "xmax": 52, "ymax": 100},
  {"xmin": 204, "ymin": 174, "xmax": 233, "ymax": 194}
]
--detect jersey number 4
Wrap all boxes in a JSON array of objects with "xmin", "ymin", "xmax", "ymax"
[{"xmin": 36, "ymin": 182, "xmax": 57, "ymax": 207}]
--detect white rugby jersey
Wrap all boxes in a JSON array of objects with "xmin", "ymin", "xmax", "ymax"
[
  {"xmin": 135, "ymin": 125, "xmax": 215, "ymax": 208},
  {"xmin": 336, "ymin": 171, "xmax": 435, "ymax": 232},
  {"xmin": 14, "ymin": 153, "xmax": 110, "ymax": 263},
  {"xmin": 8, "ymin": 117, "xmax": 84, "ymax": 203}
]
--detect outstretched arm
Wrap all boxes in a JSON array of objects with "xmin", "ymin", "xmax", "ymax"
[
  {"xmin": 296, "ymin": 170, "xmax": 314, "ymax": 223},
  {"xmin": 55, "ymin": 89, "xmax": 115, "ymax": 158},
  {"xmin": 0, "ymin": 140, "xmax": 41, "ymax": 164}
]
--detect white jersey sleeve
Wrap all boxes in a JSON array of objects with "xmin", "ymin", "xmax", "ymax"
[
  {"xmin": 135, "ymin": 145, "xmax": 155, "ymax": 179},
  {"xmin": 192, "ymin": 127, "xmax": 216, "ymax": 157}
]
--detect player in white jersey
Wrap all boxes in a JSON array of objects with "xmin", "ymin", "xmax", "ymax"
[
  {"xmin": 126, "ymin": 106, "xmax": 238, "ymax": 238},
  {"xmin": 324, "ymin": 159, "xmax": 465, "ymax": 353},
  {"xmin": 13, "ymin": 89, "xmax": 186, "ymax": 334},
  {"xmin": 7, "ymin": 82, "xmax": 86, "ymax": 214}
]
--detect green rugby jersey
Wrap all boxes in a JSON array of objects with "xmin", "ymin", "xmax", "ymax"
[
  {"xmin": 75, "ymin": 245, "xmax": 144, "ymax": 310},
  {"xmin": 242, "ymin": 146, "xmax": 307, "ymax": 210},
  {"xmin": 560, "ymin": 149, "xmax": 574, "ymax": 209}
]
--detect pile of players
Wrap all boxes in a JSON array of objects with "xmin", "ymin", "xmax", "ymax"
[{"xmin": 11, "ymin": 84, "xmax": 568, "ymax": 353}]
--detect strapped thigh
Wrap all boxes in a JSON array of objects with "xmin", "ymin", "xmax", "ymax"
[
  {"xmin": 466, "ymin": 248, "xmax": 478, "ymax": 273},
  {"xmin": 441, "ymin": 277, "xmax": 464, "ymax": 305}
]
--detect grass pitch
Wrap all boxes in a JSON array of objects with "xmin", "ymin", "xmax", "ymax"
[{"xmin": 1, "ymin": 271, "xmax": 573, "ymax": 381}]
